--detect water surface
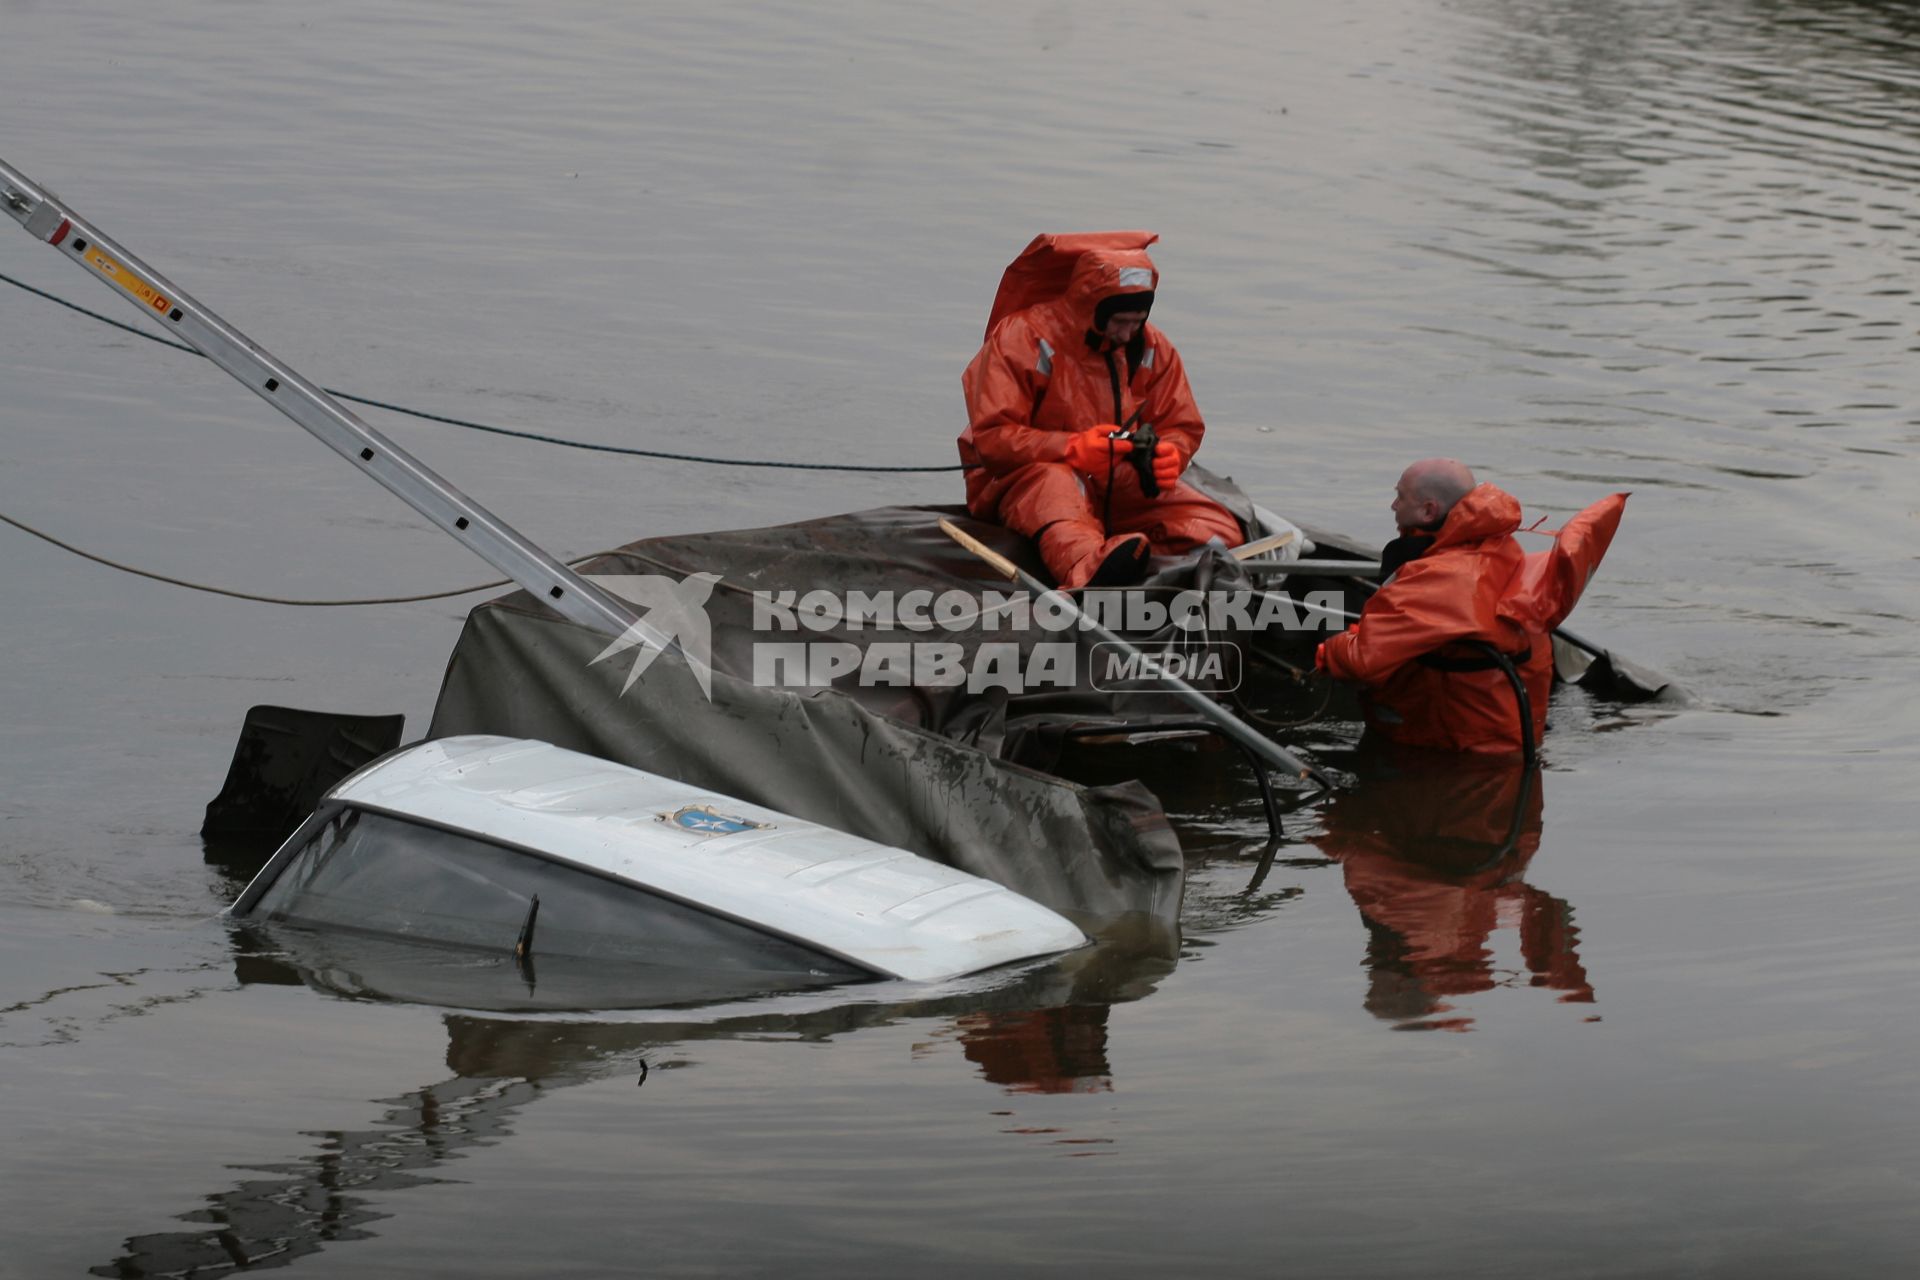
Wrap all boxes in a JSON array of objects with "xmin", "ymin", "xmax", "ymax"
[{"xmin": 3, "ymin": 1, "xmax": 1918, "ymax": 1276}]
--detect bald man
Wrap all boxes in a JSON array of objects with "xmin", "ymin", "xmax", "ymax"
[
  {"xmin": 1317, "ymin": 460, "xmax": 1555, "ymax": 756},
  {"xmin": 1385, "ymin": 458, "xmax": 1477, "ymax": 572}
]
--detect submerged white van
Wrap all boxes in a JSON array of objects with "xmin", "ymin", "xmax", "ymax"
[{"xmin": 229, "ymin": 736, "xmax": 1087, "ymax": 986}]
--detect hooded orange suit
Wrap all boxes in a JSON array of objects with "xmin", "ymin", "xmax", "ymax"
[
  {"xmin": 960, "ymin": 232, "xmax": 1244, "ymax": 587},
  {"xmin": 1320, "ymin": 485, "xmax": 1627, "ymax": 755}
]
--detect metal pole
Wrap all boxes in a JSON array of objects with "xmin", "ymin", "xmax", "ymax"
[
  {"xmin": 1238, "ymin": 558, "xmax": 1382, "ymax": 578},
  {"xmin": 2, "ymin": 156, "xmax": 648, "ymax": 643}
]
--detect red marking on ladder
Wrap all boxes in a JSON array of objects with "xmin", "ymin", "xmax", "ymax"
[{"xmin": 49, "ymin": 219, "xmax": 71, "ymax": 247}]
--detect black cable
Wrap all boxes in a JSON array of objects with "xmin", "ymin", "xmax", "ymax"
[
  {"xmin": 0, "ymin": 508, "xmax": 615, "ymax": 606},
  {"xmin": 1462, "ymin": 641, "xmax": 1539, "ymax": 769},
  {"xmin": 1099, "ymin": 404, "xmax": 1144, "ymax": 530},
  {"xmin": 2, "ymin": 269, "xmax": 968, "ymax": 474}
]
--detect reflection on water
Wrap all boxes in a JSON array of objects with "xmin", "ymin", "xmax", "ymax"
[
  {"xmin": 1309, "ymin": 750, "xmax": 1593, "ymax": 1031},
  {"xmin": 953, "ymin": 1005, "xmax": 1113, "ymax": 1096},
  {"xmin": 88, "ymin": 918, "xmax": 1173, "ymax": 1276},
  {"xmin": 92, "ymin": 1071, "xmax": 540, "ymax": 1280}
]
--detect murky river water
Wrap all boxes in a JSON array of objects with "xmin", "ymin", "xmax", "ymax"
[{"xmin": 3, "ymin": 1, "xmax": 1918, "ymax": 1275}]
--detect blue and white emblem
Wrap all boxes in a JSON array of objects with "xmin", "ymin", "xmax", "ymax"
[{"xmin": 662, "ymin": 804, "xmax": 766, "ymax": 838}]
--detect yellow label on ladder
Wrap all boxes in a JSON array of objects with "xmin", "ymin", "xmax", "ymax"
[{"xmin": 83, "ymin": 245, "xmax": 171, "ymax": 314}]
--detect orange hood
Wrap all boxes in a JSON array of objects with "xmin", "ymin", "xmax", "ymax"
[
  {"xmin": 1430, "ymin": 483, "xmax": 1523, "ymax": 551},
  {"xmin": 983, "ymin": 230, "xmax": 1160, "ymax": 338}
]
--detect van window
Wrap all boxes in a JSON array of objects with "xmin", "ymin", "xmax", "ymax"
[{"xmin": 244, "ymin": 808, "xmax": 868, "ymax": 977}]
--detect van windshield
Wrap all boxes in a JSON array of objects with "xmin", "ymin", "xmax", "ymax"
[{"xmin": 243, "ymin": 808, "xmax": 869, "ymax": 977}]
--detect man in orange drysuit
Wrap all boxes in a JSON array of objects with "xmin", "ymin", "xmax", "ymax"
[
  {"xmin": 960, "ymin": 232, "xmax": 1244, "ymax": 589},
  {"xmin": 1316, "ymin": 458, "xmax": 1627, "ymax": 756}
]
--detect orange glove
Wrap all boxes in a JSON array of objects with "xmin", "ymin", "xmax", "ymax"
[
  {"xmin": 1151, "ymin": 441, "xmax": 1183, "ymax": 491},
  {"xmin": 1316, "ymin": 624, "xmax": 1359, "ymax": 674},
  {"xmin": 1064, "ymin": 426, "xmax": 1131, "ymax": 473}
]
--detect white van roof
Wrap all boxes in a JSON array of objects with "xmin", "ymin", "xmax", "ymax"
[{"xmin": 325, "ymin": 736, "xmax": 1086, "ymax": 981}]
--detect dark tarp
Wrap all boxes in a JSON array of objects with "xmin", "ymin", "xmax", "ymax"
[
  {"xmin": 202, "ymin": 705, "xmax": 406, "ymax": 842},
  {"xmin": 1550, "ymin": 633, "xmax": 1686, "ymax": 703},
  {"xmin": 427, "ymin": 467, "xmax": 1319, "ymax": 936},
  {"xmin": 430, "ymin": 602, "xmax": 1187, "ymax": 930}
]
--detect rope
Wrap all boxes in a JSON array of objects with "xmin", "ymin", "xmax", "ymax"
[
  {"xmin": 0, "ymin": 509, "xmax": 612, "ymax": 606},
  {"xmin": 1, "ymin": 269, "xmax": 968, "ymax": 474}
]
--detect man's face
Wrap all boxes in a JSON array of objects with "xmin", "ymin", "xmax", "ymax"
[
  {"xmin": 1101, "ymin": 310, "xmax": 1149, "ymax": 345},
  {"xmin": 1391, "ymin": 470, "xmax": 1437, "ymax": 532}
]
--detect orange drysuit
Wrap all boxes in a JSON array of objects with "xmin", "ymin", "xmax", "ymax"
[
  {"xmin": 960, "ymin": 232, "xmax": 1244, "ymax": 588},
  {"xmin": 1320, "ymin": 485, "xmax": 1627, "ymax": 755}
]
